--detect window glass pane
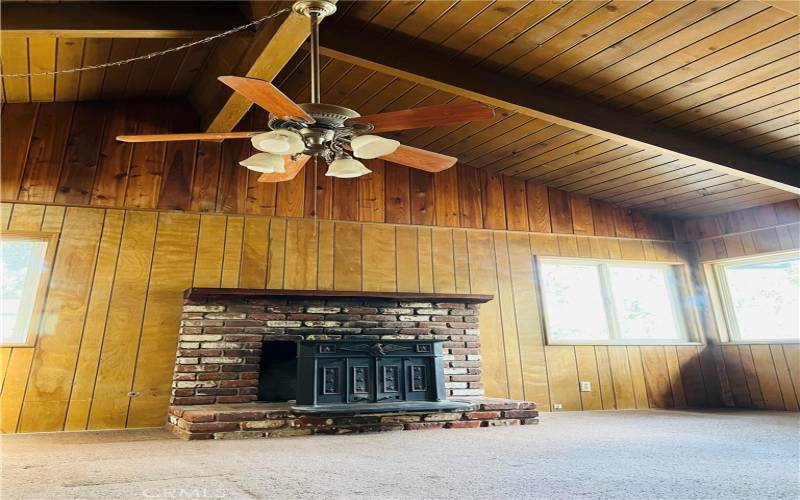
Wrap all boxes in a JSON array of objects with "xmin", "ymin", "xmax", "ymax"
[
  {"xmin": 607, "ymin": 265, "xmax": 684, "ymax": 341},
  {"xmin": 539, "ymin": 262, "xmax": 610, "ymax": 342},
  {"xmin": 722, "ymin": 256, "xmax": 800, "ymax": 341},
  {"xmin": 1, "ymin": 239, "xmax": 47, "ymax": 344}
]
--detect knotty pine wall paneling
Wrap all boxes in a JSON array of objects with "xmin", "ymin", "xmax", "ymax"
[
  {"xmin": 682, "ymin": 200, "xmax": 800, "ymax": 411},
  {"xmin": 1, "ymin": 200, "xmax": 721, "ymax": 433}
]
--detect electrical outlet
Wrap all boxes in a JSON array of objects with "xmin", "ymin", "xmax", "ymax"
[
  {"xmin": 579, "ymin": 381, "xmax": 592, "ymax": 392},
  {"xmin": 552, "ymin": 403, "xmax": 563, "ymax": 410}
]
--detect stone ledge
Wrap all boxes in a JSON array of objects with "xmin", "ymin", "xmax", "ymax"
[{"xmin": 166, "ymin": 398, "xmax": 538, "ymax": 440}]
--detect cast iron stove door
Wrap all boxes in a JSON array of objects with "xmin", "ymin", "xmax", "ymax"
[
  {"xmin": 376, "ymin": 358, "xmax": 403, "ymax": 402},
  {"xmin": 404, "ymin": 358, "xmax": 433, "ymax": 401},
  {"xmin": 317, "ymin": 358, "xmax": 346, "ymax": 405},
  {"xmin": 349, "ymin": 357, "xmax": 373, "ymax": 403}
]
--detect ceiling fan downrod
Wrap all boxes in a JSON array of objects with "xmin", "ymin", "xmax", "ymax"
[{"xmin": 292, "ymin": 0, "xmax": 337, "ymax": 105}]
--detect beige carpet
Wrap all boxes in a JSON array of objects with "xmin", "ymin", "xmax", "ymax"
[{"xmin": 2, "ymin": 409, "xmax": 798, "ymax": 499}]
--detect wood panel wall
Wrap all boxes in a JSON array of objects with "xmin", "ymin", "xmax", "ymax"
[
  {"xmin": 682, "ymin": 200, "xmax": 800, "ymax": 412},
  {"xmin": 0, "ymin": 101, "xmax": 676, "ymax": 239},
  {"xmin": 0, "ymin": 201, "xmax": 724, "ymax": 433}
]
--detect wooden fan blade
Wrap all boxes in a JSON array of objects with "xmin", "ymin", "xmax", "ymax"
[
  {"xmin": 218, "ymin": 76, "xmax": 315, "ymax": 123},
  {"xmin": 116, "ymin": 131, "xmax": 262, "ymax": 143},
  {"xmin": 345, "ymin": 102, "xmax": 493, "ymax": 133},
  {"xmin": 380, "ymin": 145, "xmax": 457, "ymax": 173},
  {"xmin": 258, "ymin": 155, "xmax": 311, "ymax": 183}
]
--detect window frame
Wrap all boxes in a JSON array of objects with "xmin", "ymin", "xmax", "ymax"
[
  {"xmin": 0, "ymin": 230, "xmax": 58, "ymax": 348},
  {"xmin": 707, "ymin": 250, "xmax": 800, "ymax": 345},
  {"xmin": 536, "ymin": 256, "xmax": 699, "ymax": 346}
]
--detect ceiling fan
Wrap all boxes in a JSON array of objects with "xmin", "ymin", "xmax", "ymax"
[{"xmin": 117, "ymin": 0, "xmax": 494, "ymax": 182}]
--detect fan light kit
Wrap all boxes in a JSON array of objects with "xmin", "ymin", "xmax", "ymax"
[
  {"xmin": 350, "ymin": 135, "xmax": 401, "ymax": 159},
  {"xmin": 116, "ymin": 0, "xmax": 494, "ymax": 184},
  {"xmin": 251, "ymin": 130, "xmax": 305, "ymax": 155},
  {"xmin": 327, "ymin": 156, "xmax": 372, "ymax": 178},
  {"xmin": 239, "ymin": 153, "xmax": 286, "ymax": 174}
]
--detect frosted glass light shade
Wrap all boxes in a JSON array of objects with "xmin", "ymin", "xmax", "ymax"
[
  {"xmin": 251, "ymin": 130, "xmax": 305, "ymax": 155},
  {"xmin": 325, "ymin": 157, "xmax": 371, "ymax": 178},
  {"xmin": 350, "ymin": 134, "xmax": 400, "ymax": 159},
  {"xmin": 239, "ymin": 153, "xmax": 286, "ymax": 173}
]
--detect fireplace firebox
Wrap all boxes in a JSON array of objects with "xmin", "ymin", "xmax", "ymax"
[
  {"xmin": 292, "ymin": 340, "xmax": 469, "ymax": 413},
  {"xmin": 258, "ymin": 340, "xmax": 298, "ymax": 403}
]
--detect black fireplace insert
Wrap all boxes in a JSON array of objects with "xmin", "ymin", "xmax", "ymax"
[{"xmin": 260, "ymin": 339, "xmax": 470, "ymax": 414}]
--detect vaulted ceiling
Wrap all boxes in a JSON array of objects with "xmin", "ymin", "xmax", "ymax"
[{"xmin": 2, "ymin": 0, "xmax": 798, "ymax": 216}]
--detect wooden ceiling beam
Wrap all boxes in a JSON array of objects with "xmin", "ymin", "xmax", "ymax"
[
  {"xmin": 317, "ymin": 27, "xmax": 799, "ymax": 194},
  {"xmin": 0, "ymin": 2, "xmax": 253, "ymax": 38},
  {"xmin": 197, "ymin": 2, "xmax": 334, "ymax": 133},
  {"xmin": 759, "ymin": 1, "xmax": 800, "ymax": 16}
]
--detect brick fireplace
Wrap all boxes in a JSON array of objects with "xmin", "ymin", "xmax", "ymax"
[{"xmin": 166, "ymin": 289, "xmax": 538, "ymax": 439}]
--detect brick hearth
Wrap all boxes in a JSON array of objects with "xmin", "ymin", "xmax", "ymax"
[{"xmin": 167, "ymin": 399, "xmax": 538, "ymax": 440}]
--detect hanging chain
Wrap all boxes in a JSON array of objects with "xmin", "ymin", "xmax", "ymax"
[{"xmin": 0, "ymin": 8, "xmax": 292, "ymax": 78}]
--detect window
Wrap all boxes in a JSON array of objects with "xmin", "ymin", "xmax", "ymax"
[
  {"xmin": 1, "ymin": 233, "xmax": 54, "ymax": 346},
  {"xmin": 713, "ymin": 252, "xmax": 799, "ymax": 342},
  {"xmin": 538, "ymin": 258, "xmax": 689, "ymax": 344}
]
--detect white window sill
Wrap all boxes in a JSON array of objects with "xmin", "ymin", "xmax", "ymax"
[
  {"xmin": 720, "ymin": 340, "xmax": 800, "ymax": 345},
  {"xmin": 546, "ymin": 341, "xmax": 704, "ymax": 347}
]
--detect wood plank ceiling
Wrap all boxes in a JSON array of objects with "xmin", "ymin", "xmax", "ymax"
[
  {"xmin": 0, "ymin": 2, "xmax": 256, "ymax": 102},
  {"xmin": 1, "ymin": 36, "xmax": 223, "ymax": 101},
  {"xmin": 1, "ymin": 0, "xmax": 798, "ymax": 217}
]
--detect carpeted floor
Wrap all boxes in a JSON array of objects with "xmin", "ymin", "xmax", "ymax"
[{"xmin": 2, "ymin": 409, "xmax": 798, "ymax": 499}]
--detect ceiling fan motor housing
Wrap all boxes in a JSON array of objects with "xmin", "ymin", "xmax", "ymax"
[
  {"xmin": 268, "ymin": 103, "xmax": 366, "ymax": 155},
  {"xmin": 277, "ymin": 103, "xmax": 360, "ymax": 128}
]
